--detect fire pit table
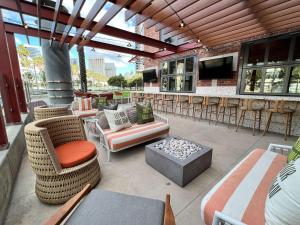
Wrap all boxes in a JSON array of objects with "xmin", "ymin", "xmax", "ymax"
[{"xmin": 145, "ymin": 136, "xmax": 212, "ymax": 187}]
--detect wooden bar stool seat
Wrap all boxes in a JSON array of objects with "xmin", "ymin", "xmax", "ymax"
[
  {"xmin": 236, "ymin": 99, "xmax": 265, "ymax": 136},
  {"xmin": 175, "ymin": 95, "xmax": 189, "ymax": 116},
  {"xmin": 216, "ymin": 97, "xmax": 240, "ymax": 127},
  {"xmin": 188, "ymin": 96, "xmax": 204, "ymax": 119},
  {"xmin": 263, "ymin": 100, "xmax": 296, "ymax": 140}
]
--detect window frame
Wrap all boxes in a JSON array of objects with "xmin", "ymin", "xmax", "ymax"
[
  {"xmin": 238, "ymin": 33, "xmax": 300, "ymax": 96},
  {"xmin": 160, "ymin": 55, "xmax": 198, "ymax": 93}
]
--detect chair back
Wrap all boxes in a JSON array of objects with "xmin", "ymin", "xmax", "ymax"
[
  {"xmin": 191, "ymin": 96, "xmax": 204, "ymax": 104},
  {"xmin": 219, "ymin": 97, "xmax": 239, "ymax": 107},
  {"xmin": 34, "ymin": 105, "xmax": 69, "ymax": 120},
  {"xmin": 242, "ymin": 99, "xmax": 265, "ymax": 110},
  {"xmin": 271, "ymin": 100, "xmax": 296, "ymax": 113}
]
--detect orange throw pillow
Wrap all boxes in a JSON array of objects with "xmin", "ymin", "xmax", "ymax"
[{"xmin": 55, "ymin": 140, "xmax": 96, "ymax": 168}]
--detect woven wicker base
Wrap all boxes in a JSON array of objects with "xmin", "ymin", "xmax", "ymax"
[{"xmin": 35, "ymin": 159, "xmax": 101, "ymax": 204}]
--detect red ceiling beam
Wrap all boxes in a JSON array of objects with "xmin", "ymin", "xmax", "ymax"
[
  {"xmin": 79, "ymin": 0, "xmax": 133, "ymax": 47},
  {"xmin": 4, "ymin": 22, "xmax": 155, "ymax": 58},
  {"xmin": 0, "ymin": 0, "xmax": 177, "ymax": 52},
  {"xmin": 154, "ymin": 42, "xmax": 201, "ymax": 59},
  {"xmin": 59, "ymin": 0, "xmax": 85, "ymax": 47},
  {"xmin": 68, "ymin": 0, "xmax": 107, "ymax": 49}
]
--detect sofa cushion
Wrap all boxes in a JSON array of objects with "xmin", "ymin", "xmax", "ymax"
[
  {"xmin": 200, "ymin": 149, "xmax": 287, "ymax": 225},
  {"xmin": 79, "ymin": 97, "xmax": 92, "ymax": 111},
  {"xmin": 136, "ymin": 102, "xmax": 154, "ymax": 124},
  {"xmin": 65, "ymin": 189, "xmax": 165, "ymax": 225},
  {"xmin": 265, "ymin": 159, "xmax": 300, "ymax": 225},
  {"xmin": 104, "ymin": 121, "xmax": 169, "ymax": 151},
  {"xmin": 118, "ymin": 104, "xmax": 137, "ymax": 124},
  {"xmin": 73, "ymin": 109, "xmax": 98, "ymax": 118},
  {"xmin": 55, "ymin": 140, "xmax": 96, "ymax": 168},
  {"xmin": 96, "ymin": 111, "xmax": 110, "ymax": 129},
  {"xmin": 104, "ymin": 109, "xmax": 132, "ymax": 132},
  {"xmin": 288, "ymin": 137, "xmax": 300, "ymax": 162}
]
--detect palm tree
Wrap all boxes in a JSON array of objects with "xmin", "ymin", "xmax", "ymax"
[{"xmin": 77, "ymin": 46, "xmax": 87, "ymax": 92}]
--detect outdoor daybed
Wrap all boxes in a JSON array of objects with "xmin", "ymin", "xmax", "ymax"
[
  {"xmin": 200, "ymin": 143, "xmax": 299, "ymax": 225},
  {"xmin": 96, "ymin": 111, "xmax": 170, "ymax": 161}
]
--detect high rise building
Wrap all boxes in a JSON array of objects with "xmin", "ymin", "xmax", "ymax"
[
  {"xmin": 87, "ymin": 57, "xmax": 105, "ymax": 75},
  {"xmin": 105, "ymin": 63, "xmax": 116, "ymax": 77}
]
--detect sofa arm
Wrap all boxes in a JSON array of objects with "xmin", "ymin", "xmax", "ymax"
[
  {"xmin": 267, "ymin": 143, "xmax": 292, "ymax": 156},
  {"xmin": 154, "ymin": 112, "xmax": 169, "ymax": 124},
  {"xmin": 212, "ymin": 211, "xmax": 247, "ymax": 225},
  {"xmin": 95, "ymin": 121, "xmax": 110, "ymax": 151}
]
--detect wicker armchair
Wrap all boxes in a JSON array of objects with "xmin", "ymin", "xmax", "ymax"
[
  {"xmin": 24, "ymin": 115, "xmax": 101, "ymax": 204},
  {"xmin": 34, "ymin": 105, "xmax": 70, "ymax": 120}
]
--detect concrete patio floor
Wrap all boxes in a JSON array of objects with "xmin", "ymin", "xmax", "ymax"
[{"xmin": 4, "ymin": 114, "xmax": 297, "ymax": 225}]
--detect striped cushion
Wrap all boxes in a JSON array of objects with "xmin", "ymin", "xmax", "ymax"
[
  {"xmin": 104, "ymin": 121, "xmax": 170, "ymax": 151},
  {"xmin": 200, "ymin": 149, "xmax": 287, "ymax": 225},
  {"xmin": 79, "ymin": 98, "xmax": 92, "ymax": 111}
]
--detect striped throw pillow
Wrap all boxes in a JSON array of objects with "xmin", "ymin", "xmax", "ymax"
[
  {"xmin": 288, "ymin": 137, "xmax": 300, "ymax": 162},
  {"xmin": 79, "ymin": 98, "xmax": 92, "ymax": 111}
]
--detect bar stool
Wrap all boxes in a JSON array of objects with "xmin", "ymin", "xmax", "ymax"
[
  {"xmin": 131, "ymin": 92, "xmax": 139, "ymax": 103},
  {"xmin": 263, "ymin": 100, "xmax": 296, "ymax": 140},
  {"xmin": 216, "ymin": 97, "xmax": 240, "ymax": 127},
  {"xmin": 175, "ymin": 95, "xmax": 189, "ymax": 116},
  {"xmin": 153, "ymin": 94, "xmax": 161, "ymax": 110},
  {"xmin": 162, "ymin": 94, "xmax": 175, "ymax": 114},
  {"xmin": 156, "ymin": 94, "xmax": 165, "ymax": 111},
  {"xmin": 188, "ymin": 96, "xmax": 204, "ymax": 119},
  {"xmin": 236, "ymin": 99, "xmax": 265, "ymax": 136},
  {"xmin": 200, "ymin": 97, "xmax": 220, "ymax": 124},
  {"xmin": 144, "ymin": 93, "xmax": 154, "ymax": 105}
]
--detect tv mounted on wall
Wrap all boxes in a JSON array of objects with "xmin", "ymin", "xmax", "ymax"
[
  {"xmin": 143, "ymin": 69, "xmax": 158, "ymax": 83},
  {"xmin": 199, "ymin": 56, "xmax": 233, "ymax": 80}
]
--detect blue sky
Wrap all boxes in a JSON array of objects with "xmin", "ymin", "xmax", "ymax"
[{"xmin": 9, "ymin": 1, "xmax": 137, "ymax": 76}]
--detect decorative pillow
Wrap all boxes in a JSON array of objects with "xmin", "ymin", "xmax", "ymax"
[
  {"xmin": 265, "ymin": 159, "xmax": 300, "ymax": 225},
  {"xmin": 288, "ymin": 137, "xmax": 300, "ymax": 162},
  {"xmin": 96, "ymin": 111, "xmax": 109, "ymax": 130},
  {"xmin": 104, "ymin": 109, "xmax": 132, "ymax": 132},
  {"xmin": 118, "ymin": 104, "xmax": 137, "ymax": 124},
  {"xmin": 99, "ymin": 103, "xmax": 118, "ymax": 111},
  {"xmin": 79, "ymin": 97, "xmax": 92, "ymax": 111},
  {"xmin": 71, "ymin": 98, "xmax": 80, "ymax": 111},
  {"xmin": 93, "ymin": 97, "xmax": 107, "ymax": 109},
  {"xmin": 136, "ymin": 102, "xmax": 154, "ymax": 124}
]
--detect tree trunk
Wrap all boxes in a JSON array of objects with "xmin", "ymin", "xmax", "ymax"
[{"xmin": 78, "ymin": 46, "xmax": 87, "ymax": 92}]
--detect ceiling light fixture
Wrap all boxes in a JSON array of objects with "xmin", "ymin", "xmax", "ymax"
[
  {"xmin": 24, "ymin": 23, "xmax": 28, "ymax": 29},
  {"xmin": 127, "ymin": 42, "xmax": 132, "ymax": 47},
  {"xmin": 51, "ymin": 36, "xmax": 56, "ymax": 41},
  {"xmin": 163, "ymin": 47, "xmax": 167, "ymax": 51},
  {"xmin": 197, "ymin": 39, "xmax": 201, "ymax": 43},
  {"xmin": 91, "ymin": 47, "xmax": 95, "ymax": 52},
  {"xmin": 179, "ymin": 21, "xmax": 185, "ymax": 28},
  {"xmin": 82, "ymin": 35, "xmax": 86, "ymax": 41}
]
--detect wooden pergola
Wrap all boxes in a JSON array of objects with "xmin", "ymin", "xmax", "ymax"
[{"xmin": 1, "ymin": 0, "xmax": 300, "ymax": 148}]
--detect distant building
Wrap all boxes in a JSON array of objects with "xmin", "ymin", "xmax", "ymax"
[
  {"xmin": 24, "ymin": 44, "xmax": 42, "ymax": 58},
  {"xmin": 70, "ymin": 58, "xmax": 78, "ymax": 66},
  {"xmin": 105, "ymin": 63, "xmax": 116, "ymax": 77},
  {"xmin": 87, "ymin": 57, "xmax": 105, "ymax": 75}
]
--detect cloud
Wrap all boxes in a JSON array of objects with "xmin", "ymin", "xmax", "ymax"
[{"xmin": 15, "ymin": 37, "xmax": 22, "ymax": 45}]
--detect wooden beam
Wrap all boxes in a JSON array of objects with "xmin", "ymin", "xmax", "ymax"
[
  {"xmin": 68, "ymin": 0, "xmax": 107, "ymax": 49},
  {"xmin": 36, "ymin": 0, "xmax": 41, "ymax": 45},
  {"xmin": 4, "ymin": 22, "xmax": 155, "ymax": 58},
  {"xmin": 79, "ymin": 0, "xmax": 133, "ymax": 47},
  {"xmin": 59, "ymin": 0, "xmax": 85, "ymax": 47},
  {"xmin": 144, "ymin": 0, "xmax": 198, "ymax": 29},
  {"xmin": 135, "ymin": 0, "xmax": 176, "ymax": 26},
  {"xmin": 15, "ymin": 0, "xmax": 30, "ymax": 44},
  {"xmin": 0, "ymin": 0, "xmax": 177, "ymax": 52},
  {"xmin": 50, "ymin": 0, "xmax": 63, "ymax": 47},
  {"xmin": 125, "ymin": 0, "xmax": 153, "ymax": 21}
]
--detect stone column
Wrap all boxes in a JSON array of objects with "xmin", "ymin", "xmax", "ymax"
[{"xmin": 41, "ymin": 39, "xmax": 74, "ymax": 105}]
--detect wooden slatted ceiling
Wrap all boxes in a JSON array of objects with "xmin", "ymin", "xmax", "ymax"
[
  {"xmin": 125, "ymin": 0, "xmax": 153, "ymax": 21},
  {"xmin": 79, "ymin": 0, "xmax": 133, "ymax": 47},
  {"xmin": 50, "ymin": 0, "xmax": 62, "ymax": 46},
  {"xmin": 59, "ymin": 0, "xmax": 85, "ymax": 47},
  {"xmin": 178, "ymin": 0, "xmax": 294, "ymax": 42},
  {"xmin": 134, "ymin": 0, "xmax": 176, "ymax": 26},
  {"xmin": 68, "ymin": 0, "xmax": 107, "ymax": 49}
]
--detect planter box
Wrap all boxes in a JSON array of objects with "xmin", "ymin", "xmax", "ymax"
[{"xmin": 145, "ymin": 137, "xmax": 212, "ymax": 187}]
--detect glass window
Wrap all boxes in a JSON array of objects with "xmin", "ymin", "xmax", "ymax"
[
  {"xmin": 289, "ymin": 66, "xmax": 300, "ymax": 93},
  {"xmin": 175, "ymin": 76, "xmax": 184, "ymax": 91},
  {"xmin": 169, "ymin": 61, "xmax": 176, "ymax": 74},
  {"xmin": 176, "ymin": 59, "xmax": 184, "ymax": 74},
  {"xmin": 293, "ymin": 37, "xmax": 300, "ymax": 62},
  {"xmin": 162, "ymin": 62, "xmax": 168, "ymax": 75},
  {"xmin": 268, "ymin": 39, "xmax": 290, "ymax": 64},
  {"xmin": 247, "ymin": 43, "xmax": 266, "ymax": 66},
  {"xmin": 168, "ymin": 77, "xmax": 176, "ymax": 91},
  {"xmin": 263, "ymin": 67, "xmax": 286, "ymax": 93},
  {"xmin": 183, "ymin": 76, "xmax": 193, "ymax": 91},
  {"xmin": 161, "ymin": 77, "xmax": 168, "ymax": 91},
  {"xmin": 243, "ymin": 69, "xmax": 262, "ymax": 93},
  {"xmin": 185, "ymin": 57, "xmax": 194, "ymax": 73}
]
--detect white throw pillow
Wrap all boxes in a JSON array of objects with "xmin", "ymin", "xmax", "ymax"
[
  {"xmin": 104, "ymin": 109, "xmax": 132, "ymax": 132},
  {"xmin": 265, "ymin": 159, "xmax": 300, "ymax": 225}
]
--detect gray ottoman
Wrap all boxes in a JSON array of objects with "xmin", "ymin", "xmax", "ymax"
[{"xmin": 145, "ymin": 137, "xmax": 212, "ymax": 187}]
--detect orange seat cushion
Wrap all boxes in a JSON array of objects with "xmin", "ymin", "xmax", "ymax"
[{"xmin": 55, "ymin": 140, "xmax": 96, "ymax": 168}]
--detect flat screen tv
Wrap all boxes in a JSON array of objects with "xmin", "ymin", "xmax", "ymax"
[
  {"xmin": 199, "ymin": 56, "xmax": 233, "ymax": 80},
  {"xmin": 143, "ymin": 69, "xmax": 158, "ymax": 83}
]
